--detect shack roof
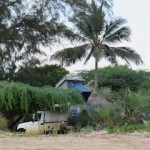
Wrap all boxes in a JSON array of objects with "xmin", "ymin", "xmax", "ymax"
[{"xmin": 55, "ymin": 75, "xmax": 85, "ymax": 88}]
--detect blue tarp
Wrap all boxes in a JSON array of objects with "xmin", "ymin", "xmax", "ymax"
[
  {"xmin": 67, "ymin": 81, "xmax": 91, "ymax": 102},
  {"xmin": 67, "ymin": 82, "xmax": 91, "ymax": 92},
  {"xmin": 69, "ymin": 109, "xmax": 78, "ymax": 116}
]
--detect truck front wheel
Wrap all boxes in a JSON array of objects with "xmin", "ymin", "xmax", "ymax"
[{"xmin": 17, "ymin": 128, "xmax": 26, "ymax": 133}]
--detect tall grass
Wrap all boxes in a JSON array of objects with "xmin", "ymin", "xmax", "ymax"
[
  {"xmin": 68, "ymin": 106, "xmax": 95, "ymax": 131},
  {"xmin": 107, "ymin": 124, "xmax": 150, "ymax": 134},
  {"xmin": 98, "ymin": 87, "xmax": 112, "ymax": 102},
  {"xmin": 0, "ymin": 113, "xmax": 7, "ymax": 131},
  {"xmin": 68, "ymin": 103, "xmax": 123, "ymax": 130},
  {"xmin": 70, "ymin": 88, "xmax": 150, "ymax": 133},
  {"xmin": 94, "ymin": 103, "xmax": 123, "ymax": 127}
]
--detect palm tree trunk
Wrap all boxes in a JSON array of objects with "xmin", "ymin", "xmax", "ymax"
[{"xmin": 94, "ymin": 57, "xmax": 99, "ymax": 90}]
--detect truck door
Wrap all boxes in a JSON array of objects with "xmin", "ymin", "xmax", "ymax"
[
  {"xmin": 28, "ymin": 113, "xmax": 42, "ymax": 134},
  {"xmin": 38, "ymin": 112, "xmax": 45, "ymax": 133}
]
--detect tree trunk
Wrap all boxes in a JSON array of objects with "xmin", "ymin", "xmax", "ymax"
[
  {"xmin": 94, "ymin": 57, "xmax": 99, "ymax": 90},
  {"xmin": 5, "ymin": 113, "xmax": 15, "ymax": 131},
  {"xmin": 8, "ymin": 115, "xmax": 24, "ymax": 131}
]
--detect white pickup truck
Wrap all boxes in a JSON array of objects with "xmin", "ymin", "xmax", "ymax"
[{"xmin": 17, "ymin": 110, "xmax": 68, "ymax": 134}]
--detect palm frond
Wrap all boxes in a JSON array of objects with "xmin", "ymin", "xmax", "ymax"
[
  {"xmin": 100, "ymin": 44, "xmax": 118, "ymax": 65},
  {"xmin": 70, "ymin": 0, "xmax": 105, "ymax": 42},
  {"xmin": 104, "ymin": 26, "xmax": 131, "ymax": 43},
  {"xmin": 90, "ymin": 1, "xmax": 105, "ymax": 37},
  {"xmin": 51, "ymin": 44, "xmax": 89, "ymax": 66},
  {"xmin": 101, "ymin": 0, "xmax": 113, "ymax": 10},
  {"xmin": 84, "ymin": 46, "xmax": 95, "ymax": 64},
  {"xmin": 102, "ymin": 18, "xmax": 129, "ymax": 42},
  {"xmin": 107, "ymin": 46, "xmax": 143, "ymax": 65}
]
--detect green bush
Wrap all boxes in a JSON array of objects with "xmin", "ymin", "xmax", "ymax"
[
  {"xmin": 113, "ymin": 89, "xmax": 150, "ymax": 124},
  {"xmin": 70, "ymin": 103, "xmax": 123, "ymax": 130},
  {"xmin": 0, "ymin": 81, "xmax": 84, "ymax": 115},
  {"xmin": 93, "ymin": 103, "xmax": 123, "ymax": 127},
  {"xmin": 0, "ymin": 113, "xmax": 7, "ymax": 131},
  {"xmin": 68, "ymin": 106, "xmax": 96, "ymax": 131}
]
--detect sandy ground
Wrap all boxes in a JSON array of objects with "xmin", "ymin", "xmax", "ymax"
[{"xmin": 0, "ymin": 131, "xmax": 150, "ymax": 150}]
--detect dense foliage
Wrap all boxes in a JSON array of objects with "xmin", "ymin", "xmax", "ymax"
[
  {"xmin": 14, "ymin": 65, "xmax": 69, "ymax": 87},
  {"xmin": 69, "ymin": 88, "xmax": 150, "ymax": 131},
  {"xmin": 113, "ymin": 89, "xmax": 150, "ymax": 124},
  {"xmin": 78, "ymin": 66, "xmax": 150, "ymax": 91},
  {"xmin": 68, "ymin": 66, "xmax": 150, "ymax": 132},
  {"xmin": 0, "ymin": 82, "xmax": 84, "ymax": 117}
]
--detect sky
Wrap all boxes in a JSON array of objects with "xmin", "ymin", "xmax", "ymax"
[{"xmin": 49, "ymin": 0, "xmax": 150, "ymax": 72}]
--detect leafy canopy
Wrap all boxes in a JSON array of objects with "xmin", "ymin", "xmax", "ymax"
[
  {"xmin": 14, "ymin": 64, "xmax": 69, "ymax": 87},
  {"xmin": 0, "ymin": 0, "xmax": 76, "ymax": 81},
  {"xmin": 0, "ymin": 81, "xmax": 84, "ymax": 116},
  {"xmin": 78, "ymin": 66, "xmax": 150, "ymax": 91}
]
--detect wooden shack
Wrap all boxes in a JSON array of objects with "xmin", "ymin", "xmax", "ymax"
[{"xmin": 56, "ymin": 76, "xmax": 91, "ymax": 102}]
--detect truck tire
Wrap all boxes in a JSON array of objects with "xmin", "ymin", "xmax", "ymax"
[{"xmin": 17, "ymin": 128, "xmax": 26, "ymax": 133}]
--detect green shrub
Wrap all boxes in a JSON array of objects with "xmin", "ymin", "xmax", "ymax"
[
  {"xmin": 70, "ymin": 103, "xmax": 123, "ymax": 130},
  {"xmin": 0, "ymin": 113, "xmax": 7, "ymax": 131},
  {"xmin": 68, "ymin": 105, "xmax": 96, "ymax": 131},
  {"xmin": 92, "ymin": 103, "xmax": 123, "ymax": 128},
  {"xmin": 113, "ymin": 89, "xmax": 150, "ymax": 124},
  {"xmin": 76, "ymin": 107, "xmax": 94, "ymax": 127},
  {"xmin": 68, "ymin": 116, "xmax": 77, "ymax": 126}
]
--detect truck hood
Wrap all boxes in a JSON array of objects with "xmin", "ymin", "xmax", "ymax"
[{"xmin": 17, "ymin": 121, "xmax": 33, "ymax": 130}]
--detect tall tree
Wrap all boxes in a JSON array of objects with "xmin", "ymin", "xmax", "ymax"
[
  {"xmin": 0, "ymin": 0, "xmax": 76, "ymax": 81},
  {"xmin": 78, "ymin": 66, "xmax": 150, "ymax": 91},
  {"xmin": 52, "ymin": 0, "xmax": 143, "ymax": 90},
  {"xmin": 14, "ymin": 64, "xmax": 69, "ymax": 87}
]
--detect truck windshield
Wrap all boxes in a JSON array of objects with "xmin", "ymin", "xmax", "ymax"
[{"xmin": 33, "ymin": 113, "xmax": 41, "ymax": 121}]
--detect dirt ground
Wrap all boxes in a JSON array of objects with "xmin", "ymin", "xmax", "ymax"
[{"xmin": 0, "ymin": 131, "xmax": 150, "ymax": 150}]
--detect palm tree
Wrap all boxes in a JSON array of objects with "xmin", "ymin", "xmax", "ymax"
[{"xmin": 52, "ymin": 1, "xmax": 143, "ymax": 90}]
